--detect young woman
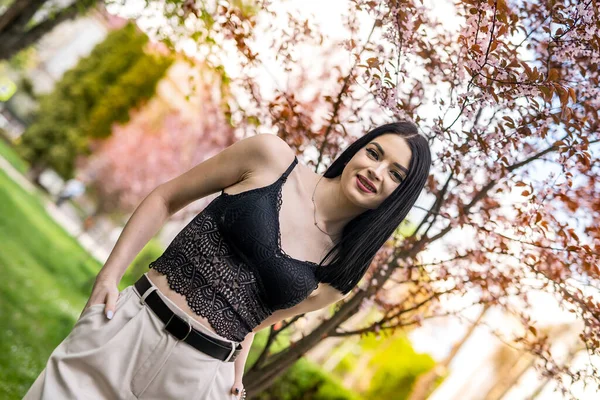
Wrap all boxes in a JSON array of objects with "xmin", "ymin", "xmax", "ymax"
[{"xmin": 24, "ymin": 121, "xmax": 431, "ymax": 399}]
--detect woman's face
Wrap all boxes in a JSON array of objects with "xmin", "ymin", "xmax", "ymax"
[{"xmin": 342, "ymin": 133, "xmax": 412, "ymax": 209}]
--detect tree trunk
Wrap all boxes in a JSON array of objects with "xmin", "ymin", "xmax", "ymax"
[
  {"xmin": 0, "ymin": 0, "xmax": 97, "ymax": 60},
  {"xmin": 244, "ymin": 285, "xmax": 372, "ymax": 396}
]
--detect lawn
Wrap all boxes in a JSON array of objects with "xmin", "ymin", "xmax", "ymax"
[
  {"xmin": 0, "ymin": 135, "xmax": 29, "ymax": 175},
  {"xmin": 0, "ymin": 166, "xmax": 101, "ymax": 399}
]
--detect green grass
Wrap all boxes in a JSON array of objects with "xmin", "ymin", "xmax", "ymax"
[
  {"xmin": 0, "ymin": 164, "xmax": 167, "ymax": 399},
  {"xmin": 0, "ymin": 135, "xmax": 29, "ymax": 175},
  {"xmin": 0, "ymin": 167, "xmax": 101, "ymax": 399}
]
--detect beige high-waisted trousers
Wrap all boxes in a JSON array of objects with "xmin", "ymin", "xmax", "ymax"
[{"xmin": 23, "ymin": 273, "xmax": 237, "ymax": 400}]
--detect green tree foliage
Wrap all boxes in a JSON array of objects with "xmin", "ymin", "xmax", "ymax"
[
  {"xmin": 254, "ymin": 357, "xmax": 361, "ymax": 400},
  {"xmin": 244, "ymin": 324, "xmax": 361, "ymax": 399},
  {"xmin": 363, "ymin": 335, "xmax": 436, "ymax": 400},
  {"xmin": 86, "ymin": 53, "xmax": 173, "ymax": 138},
  {"xmin": 17, "ymin": 22, "xmax": 173, "ymax": 179}
]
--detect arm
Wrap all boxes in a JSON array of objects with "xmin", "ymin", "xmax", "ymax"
[
  {"xmin": 96, "ymin": 134, "xmax": 291, "ymax": 315},
  {"xmin": 252, "ymin": 285, "xmax": 349, "ymax": 335},
  {"xmin": 97, "ymin": 192, "xmax": 170, "ymax": 283},
  {"xmin": 86, "ymin": 191, "xmax": 172, "ymax": 318},
  {"xmin": 234, "ymin": 331, "xmax": 255, "ymax": 382},
  {"xmin": 98, "ymin": 133, "xmax": 289, "ymax": 282}
]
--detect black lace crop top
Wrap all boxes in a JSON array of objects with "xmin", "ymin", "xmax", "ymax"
[{"xmin": 149, "ymin": 156, "xmax": 330, "ymax": 342}]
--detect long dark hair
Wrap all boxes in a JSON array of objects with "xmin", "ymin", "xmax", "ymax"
[{"xmin": 314, "ymin": 121, "xmax": 431, "ymax": 295}]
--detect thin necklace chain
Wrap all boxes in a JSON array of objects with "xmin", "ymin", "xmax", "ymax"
[{"xmin": 312, "ymin": 174, "xmax": 342, "ymax": 237}]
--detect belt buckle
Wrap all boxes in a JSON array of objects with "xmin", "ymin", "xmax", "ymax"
[
  {"xmin": 224, "ymin": 342, "xmax": 237, "ymax": 362},
  {"xmin": 164, "ymin": 314, "xmax": 192, "ymax": 342}
]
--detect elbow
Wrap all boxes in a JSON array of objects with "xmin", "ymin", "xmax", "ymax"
[{"xmin": 149, "ymin": 186, "xmax": 173, "ymax": 216}]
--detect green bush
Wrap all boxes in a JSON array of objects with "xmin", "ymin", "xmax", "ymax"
[
  {"xmin": 86, "ymin": 52, "xmax": 173, "ymax": 138},
  {"xmin": 245, "ymin": 328, "xmax": 360, "ymax": 400},
  {"xmin": 253, "ymin": 357, "xmax": 361, "ymax": 400},
  {"xmin": 363, "ymin": 335, "xmax": 436, "ymax": 400},
  {"xmin": 17, "ymin": 22, "xmax": 172, "ymax": 179}
]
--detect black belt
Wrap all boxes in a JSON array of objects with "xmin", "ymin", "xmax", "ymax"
[{"xmin": 134, "ymin": 274, "xmax": 242, "ymax": 362}]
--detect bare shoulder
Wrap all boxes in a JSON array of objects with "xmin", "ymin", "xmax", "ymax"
[
  {"xmin": 248, "ymin": 134, "xmax": 296, "ymax": 175},
  {"xmin": 154, "ymin": 133, "xmax": 294, "ymax": 215},
  {"xmin": 256, "ymin": 133, "xmax": 293, "ymax": 155}
]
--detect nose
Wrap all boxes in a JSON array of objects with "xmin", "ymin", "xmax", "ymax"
[{"xmin": 367, "ymin": 164, "xmax": 385, "ymax": 182}]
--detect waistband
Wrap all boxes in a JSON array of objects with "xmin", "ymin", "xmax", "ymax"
[{"xmin": 133, "ymin": 273, "xmax": 238, "ymax": 345}]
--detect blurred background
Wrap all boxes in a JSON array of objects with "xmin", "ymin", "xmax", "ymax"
[{"xmin": 1, "ymin": 0, "xmax": 599, "ymax": 399}]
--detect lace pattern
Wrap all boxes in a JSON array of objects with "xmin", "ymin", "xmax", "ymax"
[
  {"xmin": 149, "ymin": 208, "xmax": 272, "ymax": 342},
  {"xmin": 149, "ymin": 155, "xmax": 323, "ymax": 341}
]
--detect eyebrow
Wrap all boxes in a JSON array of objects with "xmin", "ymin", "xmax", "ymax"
[{"xmin": 369, "ymin": 142, "xmax": 409, "ymax": 174}]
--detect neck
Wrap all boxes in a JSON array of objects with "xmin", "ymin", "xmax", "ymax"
[{"xmin": 313, "ymin": 174, "xmax": 367, "ymax": 236}]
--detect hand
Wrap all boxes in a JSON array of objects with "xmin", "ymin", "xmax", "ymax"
[
  {"xmin": 79, "ymin": 275, "xmax": 120, "ymax": 320},
  {"xmin": 230, "ymin": 378, "xmax": 245, "ymax": 399}
]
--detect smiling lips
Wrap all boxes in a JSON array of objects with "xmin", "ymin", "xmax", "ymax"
[{"xmin": 357, "ymin": 175, "xmax": 376, "ymax": 193}]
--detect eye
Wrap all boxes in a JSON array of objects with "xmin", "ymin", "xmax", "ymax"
[
  {"xmin": 392, "ymin": 171, "xmax": 404, "ymax": 182},
  {"xmin": 367, "ymin": 148, "xmax": 404, "ymax": 182},
  {"xmin": 366, "ymin": 148, "xmax": 378, "ymax": 159}
]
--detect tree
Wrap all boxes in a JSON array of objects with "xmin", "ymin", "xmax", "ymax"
[
  {"xmin": 112, "ymin": 0, "xmax": 600, "ymax": 397},
  {"xmin": 0, "ymin": 0, "xmax": 98, "ymax": 60},
  {"xmin": 85, "ymin": 46, "xmax": 173, "ymax": 139},
  {"xmin": 78, "ymin": 72, "xmax": 236, "ymax": 213},
  {"xmin": 16, "ymin": 21, "xmax": 172, "ymax": 180}
]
